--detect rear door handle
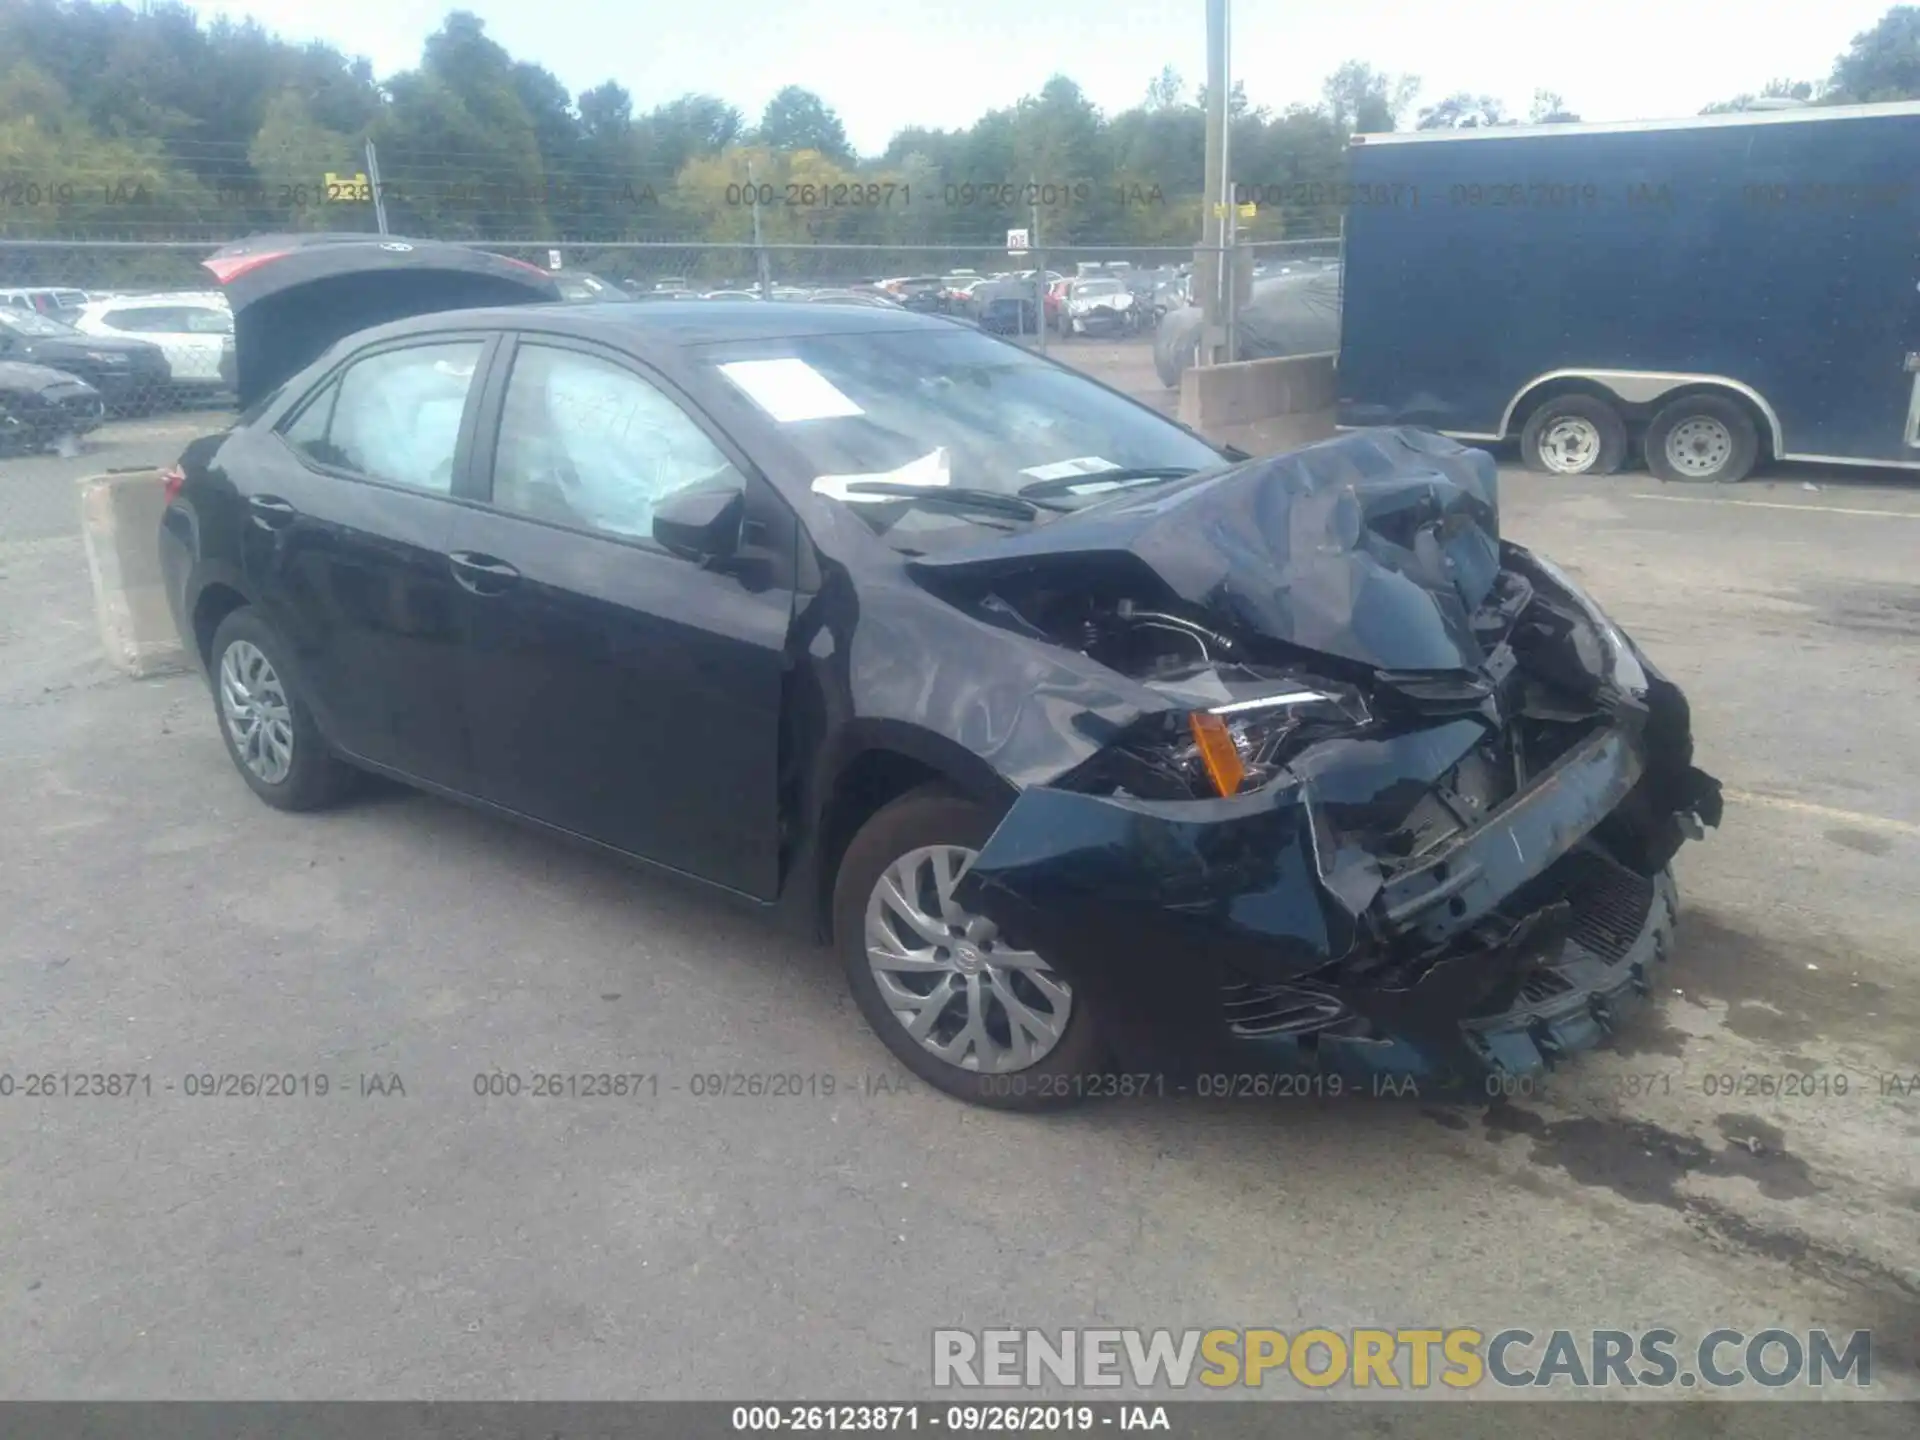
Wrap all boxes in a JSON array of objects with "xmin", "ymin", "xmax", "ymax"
[
  {"xmin": 448, "ymin": 550, "xmax": 521, "ymax": 595},
  {"xmin": 247, "ymin": 495, "xmax": 297, "ymax": 530}
]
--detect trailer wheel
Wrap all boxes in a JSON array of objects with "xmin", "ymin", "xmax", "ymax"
[
  {"xmin": 1519, "ymin": 395, "xmax": 1629, "ymax": 477},
  {"xmin": 1645, "ymin": 395, "xmax": 1760, "ymax": 484}
]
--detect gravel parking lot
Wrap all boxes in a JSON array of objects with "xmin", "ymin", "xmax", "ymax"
[{"xmin": 2, "ymin": 371, "xmax": 1917, "ymax": 1409}]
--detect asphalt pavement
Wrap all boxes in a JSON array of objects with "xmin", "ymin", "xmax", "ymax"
[{"xmin": 1, "ymin": 378, "xmax": 1916, "ymax": 1407}]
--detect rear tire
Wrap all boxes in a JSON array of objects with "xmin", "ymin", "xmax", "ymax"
[
  {"xmin": 833, "ymin": 786, "xmax": 1105, "ymax": 1110},
  {"xmin": 208, "ymin": 608, "xmax": 357, "ymax": 812},
  {"xmin": 1519, "ymin": 394, "xmax": 1629, "ymax": 476},
  {"xmin": 1644, "ymin": 394, "xmax": 1760, "ymax": 484}
]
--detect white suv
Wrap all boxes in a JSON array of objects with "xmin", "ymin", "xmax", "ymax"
[{"xmin": 72, "ymin": 291, "xmax": 234, "ymax": 396}]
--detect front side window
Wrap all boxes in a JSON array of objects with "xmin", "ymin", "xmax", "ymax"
[
  {"xmin": 491, "ymin": 343, "xmax": 743, "ymax": 541},
  {"xmin": 284, "ymin": 341, "xmax": 483, "ymax": 493}
]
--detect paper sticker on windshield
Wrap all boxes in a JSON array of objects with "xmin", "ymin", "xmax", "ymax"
[
  {"xmin": 719, "ymin": 358, "xmax": 864, "ymax": 423},
  {"xmin": 1019, "ymin": 456, "xmax": 1122, "ymax": 482},
  {"xmin": 812, "ymin": 448, "xmax": 949, "ymax": 502}
]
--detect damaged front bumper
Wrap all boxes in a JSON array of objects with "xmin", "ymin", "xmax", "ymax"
[{"xmin": 956, "ymin": 673, "xmax": 1722, "ymax": 1097}]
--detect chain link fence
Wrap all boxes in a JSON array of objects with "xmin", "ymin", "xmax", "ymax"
[{"xmin": 1, "ymin": 234, "xmax": 1341, "ymax": 456}]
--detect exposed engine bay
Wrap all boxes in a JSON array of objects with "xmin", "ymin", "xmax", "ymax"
[
  {"xmin": 951, "ymin": 550, "xmax": 1639, "ymax": 867},
  {"xmin": 908, "ymin": 428, "xmax": 1725, "ymax": 1086}
]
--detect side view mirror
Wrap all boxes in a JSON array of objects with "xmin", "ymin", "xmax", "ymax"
[{"xmin": 653, "ymin": 484, "xmax": 744, "ymax": 563}]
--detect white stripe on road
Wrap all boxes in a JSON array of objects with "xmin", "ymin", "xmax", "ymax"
[
  {"xmin": 1722, "ymin": 788, "xmax": 1920, "ymax": 838},
  {"xmin": 1628, "ymin": 493, "xmax": 1920, "ymax": 520}
]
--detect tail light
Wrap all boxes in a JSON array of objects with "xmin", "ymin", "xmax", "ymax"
[
  {"xmin": 203, "ymin": 250, "xmax": 290, "ymax": 285},
  {"xmin": 161, "ymin": 464, "xmax": 186, "ymax": 504}
]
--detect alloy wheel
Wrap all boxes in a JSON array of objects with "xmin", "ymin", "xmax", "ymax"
[
  {"xmin": 218, "ymin": 639, "xmax": 295, "ymax": 784},
  {"xmin": 863, "ymin": 844, "xmax": 1073, "ymax": 1073}
]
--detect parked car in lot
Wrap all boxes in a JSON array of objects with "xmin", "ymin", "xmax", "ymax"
[
  {"xmin": 72, "ymin": 290, "xmax": 235, "ymax": 400},
  {"xmin": 804, "ymin": 289, "xmax": 904, "ymax": 309},
  {"xmin": 0, "ymin": 360, "xmax": 105, "ymax": 452},
  {"xmin": 1062, "ymin": 277, "xmax": 1140, "ymax": 337},
  {"xmin": 165, "ymin": 233, "xmax": 1723, "ymax": 1108},
  {"xmin": 0, "ymin": 286, "xmax": 91, "ymax": 321},
  {"xmin": 552, "ymin": 272, "xmax": 628, "ymax": 303},
  {"xmin": 0, "ymin": 306, "xmax": 173, "ymax": 413},
  {"xmin": 879, "ymin": 276, "xmax": 948, "ymax": 312}
]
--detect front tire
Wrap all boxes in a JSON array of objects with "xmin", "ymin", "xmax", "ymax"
[
  {"xmin": 833, "ymin": 787, "xmax": 1104, "ymax": 1109},
  {"xmin": 1519, "ymin": 394, "xmax": 1629, "ymax": 476},
  {"xmin": 208, "ymin": 608, "xmax": 356, "ymax": 812},
  {"xmin": 1644, "ymin": 394, "xmax": 1760, "ymax": 484}
]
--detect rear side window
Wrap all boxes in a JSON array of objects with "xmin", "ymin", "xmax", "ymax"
[
  {"xmin": 181, "ymin": 307, "xmax": 233, "ymax": 334},
  {"xmin": 102, "ymin": 307, "xmax": 175, "ymax": 332},
  {"xmin": 283, "ymin": 342, "xmax": 484, "ymax": 493}
]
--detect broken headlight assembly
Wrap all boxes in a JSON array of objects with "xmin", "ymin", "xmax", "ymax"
[{"xmin": 1063, "ymin": 684, "xmax": 1373, "ymax": 801}]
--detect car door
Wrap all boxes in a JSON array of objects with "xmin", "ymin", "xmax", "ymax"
[
  {"xmin": 243, "ymin": 334, "xmax": 495, "ymax": 792},
  {"xmin": 447, "ymin": 334, "xmax": 797, "ymax": 899}
]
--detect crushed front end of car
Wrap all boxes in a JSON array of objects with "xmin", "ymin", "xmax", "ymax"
[{"xmin": 914, "ymin": 427, "xmax": 1722, "ymax": 1094}]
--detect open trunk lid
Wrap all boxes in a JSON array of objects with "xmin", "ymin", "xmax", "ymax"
[{"xmin": 202, "ymin": 233, "xmax": 562, "ymax": 408}]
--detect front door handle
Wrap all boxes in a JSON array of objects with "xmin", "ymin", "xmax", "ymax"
[
  {"xmin": 448, "ymin": 550, "xmax": 521, "ymax": 595},
  {"xmin": 247, "ymin": 494, "xmax": 297, "ymax": 530}
]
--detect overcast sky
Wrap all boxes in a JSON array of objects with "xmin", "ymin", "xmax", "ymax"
[{"xmin": 180, "ymin": 0, "xmax": 1893, "ymax": 153}]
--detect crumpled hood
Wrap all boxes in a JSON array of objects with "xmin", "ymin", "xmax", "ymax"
[{"xmin": 907, "ymin": 426, "xmax": 1504, "ymax": 673}]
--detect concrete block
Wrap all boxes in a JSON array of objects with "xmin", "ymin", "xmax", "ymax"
[
  {"xmin": 1206, "ymin": 410, "xmax": 1338, "ymax": 458},
  {"xmin": 78, "ymin": 467, "xmax": 188, "ymax": 678},
  {"xmin": 1178, "ymin": 353, "xmax": 1339, "ymax": 455}
]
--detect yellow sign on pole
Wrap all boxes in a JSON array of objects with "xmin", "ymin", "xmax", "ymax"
[{"xmin": 323, "ymin": 172, "xmax": 373, "ymax": 201}]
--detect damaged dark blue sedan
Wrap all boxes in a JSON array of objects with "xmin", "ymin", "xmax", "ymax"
[{"xmin": 163, "ymin": 235, "xmax": 1723, "ymax": 1109}]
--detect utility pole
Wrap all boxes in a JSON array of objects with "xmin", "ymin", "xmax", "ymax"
[
  {"xmin": 1197, "ymin": 0, "xmax": 1229, "ymax": 366},
  {"xmin": 364, "ymin": 139, "xmax": 390, "ymax": 236},
  {"xmin": 747, "ymin": 157, "xmax": 771, "ymax": 299},
  {"xmin": 1219, "ymin": 0, "xmax": 1238, "ymax": 362},
  {"xmin": 1031, "ymin": 174, "xmax": 1046, "ymax": 353}
]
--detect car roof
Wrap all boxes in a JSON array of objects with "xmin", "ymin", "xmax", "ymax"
[
  {"xmin": 347, "ymin": 299, "xmax": 969, "ymax": 352},
  {"xmin": 86, "ymin": 291, "xmax": 228, "ymax": 309}
]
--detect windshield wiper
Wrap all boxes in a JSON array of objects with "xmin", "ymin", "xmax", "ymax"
[
  {"xmin": 828, "ymin": 481, "xmax": 1071, "ymax": 518},
  {"xmin": 1016, "ymin": 466, "xmax": 1203, "ymax": 499}
]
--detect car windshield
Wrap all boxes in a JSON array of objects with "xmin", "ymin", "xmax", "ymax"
[
  {"xmin": 702, "ymin": 328, "xmax": 1223, "ymax": 546},
  {"xmin": 0, "ymin": 310, "xmax": 79, "ymax": 337},
  {"xmin": 1075, "ymin": 280, "xmax": 1123, "ymax": 297}
]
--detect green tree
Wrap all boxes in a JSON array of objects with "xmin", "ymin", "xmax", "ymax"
[
  {"xmin": 248, "ymin": 89, "xmax": 364, "ymax": 232},
  {"xmin": 1528, "ymin": 89, "xmax": 1581, "ymax": 123},
  {"xmin": 1416, "ymin": 92, "xmax": 1509, "ymax": 129},
  {"xmin": 374, "ymin": 12, "xmax": 551, "ymax": 238},
  {"xmin": 1700, "ymin": 78, "xmax": 1816, "ymax": 114},
  {"xmin": 1144, "ymin": 65, "xmax": 1186, "ymax": 111},
  {"xmin": 1825, "ymin": 5, "xmax": 1920, "ymax": 100},
  {"xmin": 1322, "ymin": 62, "xmax": 1421, "ymax": 134},
  {"xmin": 755, "ymin": 87, "xmax": 854, "ymax": 164}
]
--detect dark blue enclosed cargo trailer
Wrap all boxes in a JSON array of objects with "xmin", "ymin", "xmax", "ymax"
[{"xmin": 1335, "ymin": 102, "xmax": 1920, "ymax": 483}]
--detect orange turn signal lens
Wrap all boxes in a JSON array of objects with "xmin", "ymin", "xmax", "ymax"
[{"xmin": 1188, "ymin": 712, "xmax": 1246, "ymax": 797}]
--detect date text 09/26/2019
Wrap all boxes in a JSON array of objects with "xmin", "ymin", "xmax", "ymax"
[{"xmin": 719, "ymin": 182, "xmax": 1167, "ymax": 209}]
